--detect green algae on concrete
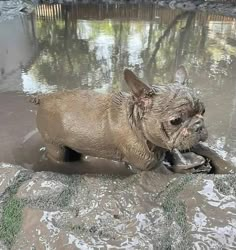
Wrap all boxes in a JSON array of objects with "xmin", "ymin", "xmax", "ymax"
[
  {"xmin": 160, "ymin": 175, "xmax": 194, "ymax": 249},
  {"xmin": 214, "ymin": 174, "xmax": 236, "ymax": 196},
  {"xmin": 0, "ymin": 198, "xmax": 24, "ymax": 247},
  {"xmin": 0, "ymin": 164, "xmax": 32, "ymax": 248},
  {"xmin": 16, "ymin": 172, "xmax": 74, "ymax": 211}
]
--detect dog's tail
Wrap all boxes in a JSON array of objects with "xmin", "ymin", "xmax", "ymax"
[{"xmin": 29, "ymin": 95, "xmax": 41, "ymax": 105}]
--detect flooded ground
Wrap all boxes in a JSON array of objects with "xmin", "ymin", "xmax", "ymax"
[
  {"xmin": 1, "ymin": 4, "xmax": 236, "ymax": 173},
  {"xmin": 1, "ymin": 3, "xmax": 236, "ymax": 249}
]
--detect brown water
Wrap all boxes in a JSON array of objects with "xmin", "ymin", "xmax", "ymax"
[
  {"xmin": 0, "ymin": 4, "xmax": 236, "ymax": 174},
  {"xmin": 1, "ymin": 4, "xmax": 236, "ymax": 249}
]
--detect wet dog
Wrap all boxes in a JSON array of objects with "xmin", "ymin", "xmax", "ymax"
[{"xmin": 33, "ymin": 66, "xmax": 208, "ymax": 171}]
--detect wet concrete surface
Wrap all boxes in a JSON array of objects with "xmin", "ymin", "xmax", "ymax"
[{"xmin": 1, "ymin": 163, "xmax": 236, "ymax": 249}]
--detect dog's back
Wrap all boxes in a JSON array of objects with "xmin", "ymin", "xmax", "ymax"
[{"xmin": 36, "ymin": 90, "xmax": 127, "ymax": 160}]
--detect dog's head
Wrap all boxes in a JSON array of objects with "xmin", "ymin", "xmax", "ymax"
[{"xmin": 124, "ymin": 66, "xmax": 208, "ymax": 151}]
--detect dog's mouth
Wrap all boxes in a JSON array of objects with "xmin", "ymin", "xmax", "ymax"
[{"xmin": 163, "ymin": 148, "xmax": 213, "ymax": 174}]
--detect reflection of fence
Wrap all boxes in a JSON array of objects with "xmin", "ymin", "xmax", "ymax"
[
  {"xmin": 35, "ymin": 4, "xmax": 236, "ymax": 24},
  {"xmin": 35, "ymin": 4, "xmax": 181, "ymax": 23},
  {"xmin": 36, "ymin": 4, "xmax": 62, "ymax": 19}
]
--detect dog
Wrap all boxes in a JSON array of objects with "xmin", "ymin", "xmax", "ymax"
[{"xmin": 33, "ymin": 66, "xmax": 208, "ymax": 171}]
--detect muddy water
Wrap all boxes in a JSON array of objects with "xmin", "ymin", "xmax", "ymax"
[
  {"xmin": 177, "ymin": 175, "xmax": 236, "ymax": 249},
  {"xmin": 0, "ymin": 4, "xmax": 236, "ymax": 174},
  {"xmin": 1, "ymin": 4, "xmax": 236, "ymax": 249}
]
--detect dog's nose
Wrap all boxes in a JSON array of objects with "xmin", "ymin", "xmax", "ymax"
[{"xmin": 193, "ymin": 119, "xmax": 203, "ymax": 132}]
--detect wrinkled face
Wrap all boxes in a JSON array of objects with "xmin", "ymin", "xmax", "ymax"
[{"xmin": 141, "ymin": 84, "xmax": 208, "ymax": 151}]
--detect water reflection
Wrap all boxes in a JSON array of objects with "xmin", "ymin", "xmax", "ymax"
[
  {"xmin": 0, "ymin": 4, "xmax": 236, "ymax": 169},
  {"xmin": 10, "ymin": 4, "xmax": 236, "ymax": 94},
  {"xmin": 179, "ymin": 178, "xmax": 236, "ymax": 250}
]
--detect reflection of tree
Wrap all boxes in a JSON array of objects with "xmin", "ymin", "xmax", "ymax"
[
  {"xmin": 29, "ymin": 5, "xmax": 236, "ymax": 91},
  {"xmin": 175, "ymin": 13, "xmax": 195, "ymax": 68},
  {"xmin": 225, "ymin": 58, "xmax": 236, "ymax": 154},
  {"xmin": 198, "ymin": 25, "xmax": 208, "ymax": 56},
  {"xmin": 31, "ymin": 9, "xmax": 105, "ymax": 90},
  {"xmin": 226, "ymin": 92, "xmax": 236, "ymax": 154},
  {"xmin": 146, "ymin": 12, "xmax": 188, "ymax": 73}
]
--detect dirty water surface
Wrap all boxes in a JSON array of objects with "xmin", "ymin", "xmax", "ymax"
[
  {"xmin": 1, "ymin": 3, "xmax": 236, "ymax": 249},
  {"xmin": 1, "ymin": 4, "xmax": 236, "ymax": 173}
]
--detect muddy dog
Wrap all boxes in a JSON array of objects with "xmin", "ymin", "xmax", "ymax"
[{"xmin": 31, "ymin": 66, "xmax": 217, "ymax": 173}]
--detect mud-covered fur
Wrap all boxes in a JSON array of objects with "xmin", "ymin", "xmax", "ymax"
[
  {"xmin": 34, "ymin": 66, "xmax": 208, "ymax": 171},
  {"xmin": 141, "ymin": 84, "xmax": 207, "ymax": 151}
]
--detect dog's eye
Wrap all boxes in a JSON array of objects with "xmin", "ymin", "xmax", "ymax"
[{"xmin": 170, "ymin": 117, "xmax": 182, "ymax": 126}]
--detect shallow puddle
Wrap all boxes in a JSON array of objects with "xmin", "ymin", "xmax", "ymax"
[
  {"xmin": 1, "ymin": 4, "xmax": 236, "ymax": 248},
  {"xmin": 0, "ymin": 4, "xmax": 236, "ymax": 173},
  {"xmin": 179, "ymin": 176, "xmax": 236, "ymax": 249}
]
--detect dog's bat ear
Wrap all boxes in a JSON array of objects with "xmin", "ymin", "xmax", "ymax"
[
  {"xmin": 124, "ymin": 69, "xmax": 152, "ymax": 98},
  {"xmin": 124, "ymin": 69, "xmax": 154, "ymax": 109}
]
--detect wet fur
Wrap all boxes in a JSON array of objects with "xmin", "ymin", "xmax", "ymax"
[{"xmin": 34, "ymin": 68, "xmax": 208, "ymax": 171}]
